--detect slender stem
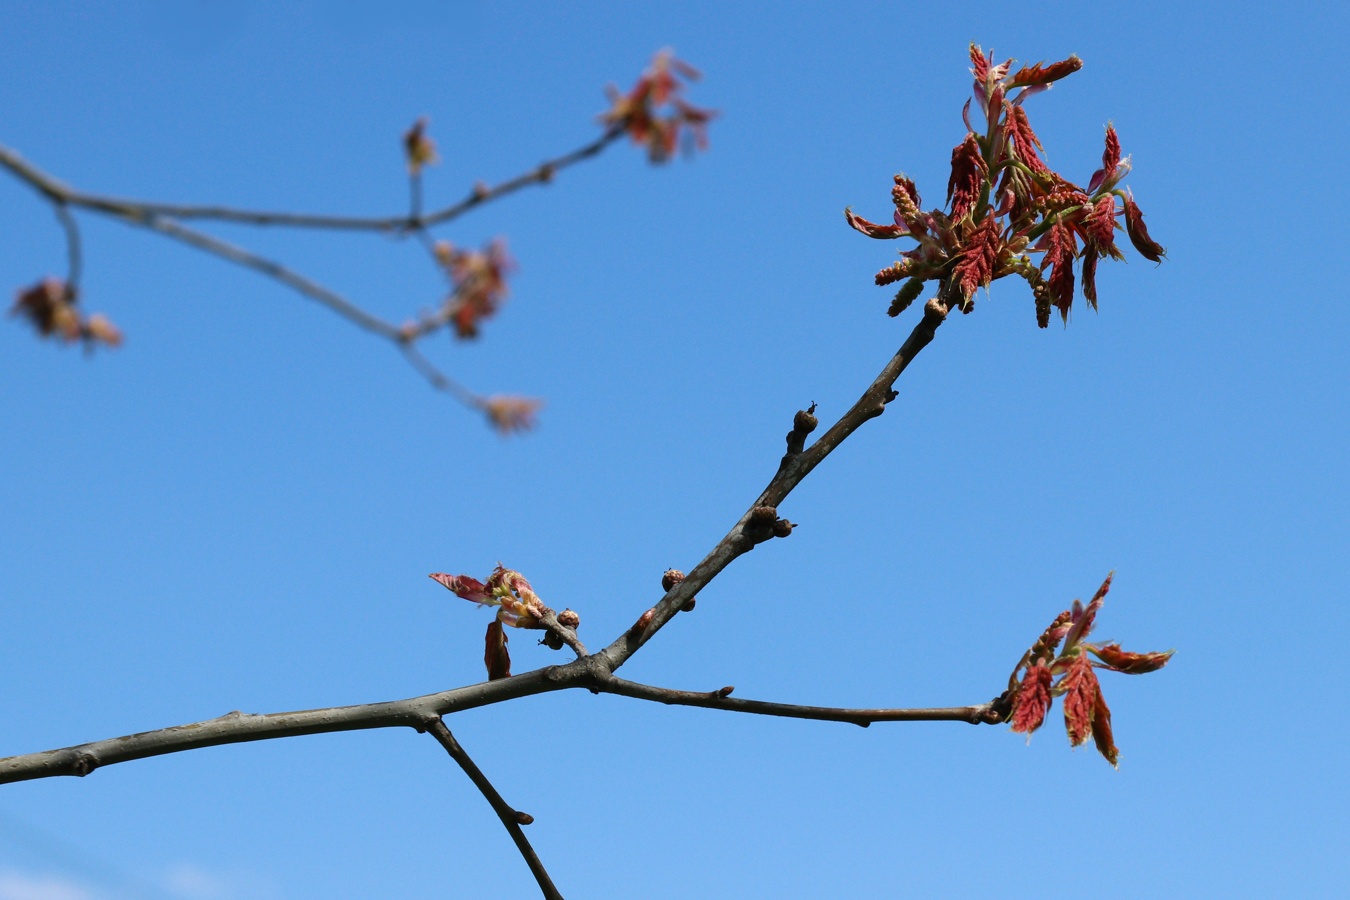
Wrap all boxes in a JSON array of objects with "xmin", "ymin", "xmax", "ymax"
[
  {"xmin": 426, "ymin": 719, "xmax": 564, "ymax": 900},
  {"xmin": 595, "ymin": 676, "xmax": 1002, "ymax": 727},
  {"xmin": 53, "ymin": 203, "xmax": 82, "ymax": 292},
  {"xmin": 594, "ymin": 292, "xmax": 954, "ymax": 673}
]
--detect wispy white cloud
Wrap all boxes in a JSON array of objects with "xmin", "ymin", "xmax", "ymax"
[{"xmin": 0, "ymin": 870, "xmax": 96, "ymax": 900}]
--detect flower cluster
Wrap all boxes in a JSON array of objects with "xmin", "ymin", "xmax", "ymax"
[
  {"xmin": 433, "ymin": 237, "xmax": 515, "ymax": 339},
  {"xmin": 1006, "ymin": 573, "xmax": 1173, "ymax": 767},
  {"xmin": 600, "ymin": 49, "xmax": 716, "ymax": 163},
  {"xmin": 430, "ymin": 566, "xmax": 550, "ymax": 680},
  {"xmin": 10, "ymin": 278, "xmax": 122, "ymax": 349},
  {"xmin": 846, "ymin": 46, "xmax": 1165, "ymax": 327}
]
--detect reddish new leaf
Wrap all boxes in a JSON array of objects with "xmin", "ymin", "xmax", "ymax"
[
  {"xmin": 844, "ymin": 207, "xmax": 906, "ymax": 239},
  {"xmin": 1006, "ymin": 55, "xmax": 1083, "ymax": 88},
  {"xmin": 1090, "ymin": 643, "xmax": 1175, "ymax": 674},
  {"xmin": 946, "ymin": 132, "xmax": 988, "ymax": 220},
  {"xmin": 1011, "ymin": 663, "xmax": 1054, "ymax": 735},
  {"xmin": 1123, "ymin": 191, "xmax": 1166, "ymax": 262},
  {"xmin": 954, "ymin": 212, "xmax": 1001, "ymax": 300},
  {"xmin": 1061, "ymin": 653, "xmax": 1100, "ymax": 747},
  {"xmin": 1091, "ymin": 684, "xmax": 1119, "ymax": 767}
]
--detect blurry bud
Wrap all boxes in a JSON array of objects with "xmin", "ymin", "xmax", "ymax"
[
  {"xmin": 772, "ymin": 518, "xmax": 795, "ymax": 538},
  {"xmin": 661, "ymin": 569, "xmax": 685, "ymax": 592},
  {"xmin": 514, "ymin": 810, "xmax": 535, "ymax": 825},
  {"xmin": 557, "ymin": 608, "xmax": 580, "ymax": 629},
  {"xmin": 403, "ymin": 117, "xmax": 439, "ymax": 175},
  {"xmin": 83, "ymin": 314, "xmax": 123, "ymax": 347},
  {"xmin": 484, "ymin": 396, "xmax": 543, "ymax": 435},
  {"xmin": 541, "ymin": 632, "xmax": 564, "ymax": 650}
]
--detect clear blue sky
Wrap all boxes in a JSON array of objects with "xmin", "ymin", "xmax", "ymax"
[{"xmin": 1, "ymin": 2, "xmax": 1345, "ymax": 898}]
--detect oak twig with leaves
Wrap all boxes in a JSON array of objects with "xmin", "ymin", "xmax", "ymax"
[{"xmin": 1, "ymin": 47, "xmax": 1169, "ymax": 899}]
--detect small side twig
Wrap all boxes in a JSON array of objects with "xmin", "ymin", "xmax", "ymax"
[
  {"xmin": 594, "ymin": 676, "xmax": 1003, "ymax": 727},
  {"xmin": 53, "ymin": 202, "xmax": 82, "ymax": 292},
  {"xmin": 425, "ymin": 718, "xmax": 564, "ymax": 900}
]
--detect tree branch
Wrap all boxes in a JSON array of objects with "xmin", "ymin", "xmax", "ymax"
[
  {"xmin": 594, "ymin": 675, "xmax": 1004, "ymax": 727},
  {"xmin": 426, "ymin": 719, "xmax": 564, "ymax": 900},
  {"xmin": 0, "ymin": 130, "xmax": 621, "ymax": 234},
  {"xmin": 593, "ymin": 292, "xmax": 955, "ymax": 674}
]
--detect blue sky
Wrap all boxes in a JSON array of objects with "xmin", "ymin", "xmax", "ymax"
[{"xmin": 1, "ymin": 2, "xmax": 1345, "ymax": 897}]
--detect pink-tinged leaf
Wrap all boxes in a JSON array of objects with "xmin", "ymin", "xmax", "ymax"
[
  {"xmin": 484, "ymin": 618, "xmax": 511, "ymax": 681},
  {"xmin": 1061, "ymin": 653, "xmax": 1100, "ymax": 747},
  {"xmin": 946, "ymin": 133, "xmax": 987, "ymax": 220},
  {"xmin": 1085, "ymin": 194, "xmax": 1118, "ymax": 249},
  {"xmin": 1123, "ymin": 190, "xmax": 1166, "ymax": 262},
  {"xmin": 1007, "ymin": 55, "xmax": 1084, "ymax": 88},
  {"xmin": 1091, "ymin": 684, "xmax": 1119, "ymax": 767},
  {"xmin": 1006, "ymin": 105, "xmax": 1048, "ymax": 175},
  {"xmin": 1063, "ymin": 572, "xmax": 1113, "ymax": 649},
  {"xmin": 968, "ymin": 43, "xmax": 990, "ymax": 87},
  {"xmin": 1040, "ymin": 222, "xmax": 1077, "ymax": 323},
  {"xmin": 1082, "ymin": 246, "xmax": 1100, "ymax": 310},
  {"xmin": 954, "ymin": 212, "xmax": 1001, "ymax": 300},
  {"xmin": 1089, "ymin": 124, "xmax": 1122, "ymax": 193},
  {"xmin": 1089, "ymin": 643, "xmax": 1175, "ymax": 674},
  {"xmin": 845, "ymin": 207, "xmax": 907, "ymax": 239},
  {"xmin": 429, "ymin": 572, "xmax": 492, "ymax": 604},
  {"xmin": 1011, "ymin": 663, "xmax": 1054, "ymax": 735},
  {"xmin": 962, "ymin": 97, "xmax": 973, "ymax": 132}
]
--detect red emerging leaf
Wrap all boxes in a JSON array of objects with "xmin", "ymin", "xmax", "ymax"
[
  {"xmin": 1011, "ymin": 663, "xmax": 1054, "ymax": 735},
  {"xmin": 844, "ymin": 207, "xmax": 907, "ymax": 239},
  {"xmin": 1123, "ymin": 190, "xmax": 1166, "ymax": 262},
  {"xmin": 1064, "ymin": 572, "xmax": 1113, "ymax": 650},
  {"xmin": 1006, "ymin": 55, "xmax": 1083, "ymax": 88},
  {"xmin": 1091, "ymin": 684, "xmax": 1119, "ymax": 767},
  {"xmin": 1061, "ymin": 653, "xmax": 1100, "ymax": 747},
  {"xmin": 484, "ymin": 618, "xmax": 511, "ymax": 680},
  {"xmin": 1081, "ymin": 246, "xmax": 1100, "ymax": 310},
  {"xmin": 403, "ymin": 117, "xmax": 439, "ymax": 175},
  {"xmin": 1041, "ymin": 221, "xmax": 1077, "ymax": 323},
  {"xmin": 946, "ymin": 132, "xmax": 988, "ymax": 220},
  {"xmin": 429, "ymin": 572, "xmax": 492, "ymax": 604},
  {"xmin": 1090, "ymin": 643, "xmax": 1175, "ymax": 674},
  {"xmin": 954, "ymin": 212, "xmax": 1001, "ymax": 301},
  {"xmin": 1005, "ymin": 105, "xmax": 1048, "ymax": 175}
]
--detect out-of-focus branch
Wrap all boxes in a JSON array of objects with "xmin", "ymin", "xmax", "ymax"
[
  {"xmin": 426, "ymin": 719, "xmax": 563, "ymax": 900},
  {"xmin": 0, "ymin": 130, "xmax": 622, "ymax": 235},
  {"xmin": 594, "ymin": 676, "xmax": 1004, "ymax": 727}
]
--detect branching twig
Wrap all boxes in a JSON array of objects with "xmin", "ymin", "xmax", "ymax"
[
  {"xmin": 594, "ymin": 290, "xmax": 955, "ymax": 674},
  {"xmin": 425, "ymin": 719, "xmax": 563, "ymax": 900}
]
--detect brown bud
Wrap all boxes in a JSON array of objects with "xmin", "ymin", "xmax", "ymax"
[
  {"xmin": 557, "ymin": 608, "xmax": 580, "ymax": 628},
  {"xmin": 514, "ymin": 810, "xmax": 535, "ymax": 825},
  {"xmin": 924, "ymin": 296, "xmax": 950, "ymax": 320},
  {"xmin": 793, "ymin": 405, "xmax": 819, "ymax": 434},
  {"xmin": 772, "ymin": 518, "xmax": 796, "ymax": 538},
  {"xmin": 680, "ymin": 597, "xmax": 697, "ymax": 612},
  {"xmin": 661, "ymin": 569, "xmax": 686, "ymax": 592},
  {"xmin": 630, "ymin": 608, "xmax": 655, "ymax": 634},
  {"xmin": 715, "ymin": 685, "xmax": 734, "ymax": 698},
  {"xmin": 540, "ymin": 632, "xmax": 564, "ymax": 651},
  {"xmin": 748, "ymin": 506, "xmax": 778, "ymax": 528}
]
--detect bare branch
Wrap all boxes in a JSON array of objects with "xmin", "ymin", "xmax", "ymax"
[
  {"xmin": 0, "ymin": 665, "xmax": 575, "ymax": 785},
  {"xmin": 593, "ymin": 291, "xmax": 955, "ymax": 674},
  {"xmin": 426, "ymin": 719, "xmax": 564, "ymax": 900},
  {"xmin": 595, "ymin": 676, "xmax": 1004, "ymax": 727}
]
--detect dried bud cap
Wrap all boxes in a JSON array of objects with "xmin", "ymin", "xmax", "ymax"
[
  {"xmin": 772, "ymin": 518, "xmax": 796, "ymax": 538},
  {"xmin": 557, "ymin": 608, "xmax": 580, "ymax": 629},
  {"xmin": 661, "ymin": 569, "xmax": 686, "ymax": 592},
  {"xmin": 514, "ymin": 810, "xmax": 535, "ymax": 826},
  {"xmin": 748, "ymin": 506, "xmax": 779, "ymax": 528},
  {"xmin": 923, "ymin": 297, "xmax": 950, "ymax": 320},
  {"xmin": 540, "ymin": 632, "xmax": 565, "ymax": 651}
]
